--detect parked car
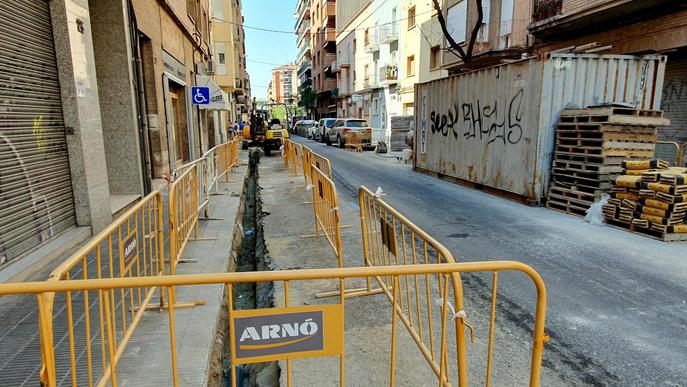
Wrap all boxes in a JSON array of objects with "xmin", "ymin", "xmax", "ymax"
[
  {"xmin": 294, "ymin": 120, "xmax": 316, "ymax": 137},
  {"xmin": 326, "ymin": 118, "xmax": 373, "ymax": 149},
  {"xmin": 317, "ymin": 118, "xmax": 338, "ymax": 142},
  {"xmin": 306, "ymin": 122, "xmax": 320, "ymax": 139}
]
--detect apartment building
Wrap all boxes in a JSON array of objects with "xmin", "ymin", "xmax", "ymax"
[
  {"xmin": 271, "ymin": 64, "xmax": 298, "ymax": 104},
  {"xmin": 311, "ymin": 0, "xmax": 338, "ymax": 118},
  {"xmin": 333, "ymin": 0, "xmax": 447, "ymax": 125},
  {"xmin": 295, "ymin": 0, "xmax": 314, "ymax": 108},
  {"xmin": 528, "ymin": 0, "xmax": 687, "ymax": 142},
  {"xmin": 439, "ymin": 0, "xmax": 532, "ymax": 72},
  {"xmin": 0, "ymin": 0, "xmax": 224, "ymax": 272},
  {"xmin": 211, "ymin": 0, "xmax": 251, "ymax": 131}
]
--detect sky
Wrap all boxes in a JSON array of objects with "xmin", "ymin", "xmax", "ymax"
[{"xmin": 243, "ymin": 0, "xmax": 298, "ymax": 100}]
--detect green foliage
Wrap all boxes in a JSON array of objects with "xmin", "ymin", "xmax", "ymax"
[{"xmin": 298, "ymin": 88, "xmax": 317, "ymax": 112}]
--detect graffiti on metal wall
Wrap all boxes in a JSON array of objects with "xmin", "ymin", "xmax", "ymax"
[
  {"xmin": 429, "ymin": 89, "xmax": 524, "ymax": 146},
  {"xmin": 662, "ymin": 78, "xmax": 687, "ymax": 115}
]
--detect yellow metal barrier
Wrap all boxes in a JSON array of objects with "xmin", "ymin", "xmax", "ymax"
[
  {"xmin": 282, "ymin": 138, "xmax": 293, "ymax": 170},
  {"xmin": 655, "ymin": 141, "xmax": 682, "ymax": 167},
  {"xmin": 357, "ymin": 186, "xmax": 547, "ymax": 387},
  {"xmin": 291, "ymin": 142, "xmax": 304, "ymax": 176},
  {"xmin": 301, "ymin": 145, "xmax": 313, "ymax": 186},
  {"xmin": 309, "ymin": 164, "xmax": 342, "ymax": 260},
  {"xmin": 169, "ymin": 139, "xmax": 241, "ymax": 273},
  {"xmin": 0, "ymin": 263, "xmax": 546, "ymax": 387},
  {"xmin": 311, "ymin": 150, "xmax": 332, "ymax": 179},
  {"xmin": 38, "ymin": 191, "xmax": 165, "ymax": 387}
]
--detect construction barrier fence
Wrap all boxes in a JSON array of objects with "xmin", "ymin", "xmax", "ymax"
[
  {"xmin": 38, "ymin": 191, "xmax": 165, "ymax": 387},
  {"xmin": 169, "ymin": 138, "xmax": 240, "ymax": 273},
  {"xmin": 358, "ymin": 185, "xmax": 547, "ymax": 386},
  {"xmin": 0, "ymin": 263, "xmax": 546, "ymax": 387}
]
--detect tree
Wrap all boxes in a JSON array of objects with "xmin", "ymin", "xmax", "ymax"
[
  {"xmin": 298, "ymin": 87, "xmax": 317, "ymax": 116},
  {"xmin": 431, "ymin": 0, "xmax": 483, "ymax": 70}
]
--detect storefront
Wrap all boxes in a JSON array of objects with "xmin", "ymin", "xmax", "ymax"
[
  {"xmin": 0, "ymin": 0, "xmax": 77, "ymax": 265},
  {"xmin": 196, "ymin": 75, "xmax": 231, "ymax": 145},
  {"xmin": 162, "ymin": 51, "xmax": 195, "ymax": 172}
]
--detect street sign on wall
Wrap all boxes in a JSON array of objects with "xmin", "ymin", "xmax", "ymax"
[
  {"xmin": 191, "ymin": 86, "xmax": 210, "ymax": 105},
  {"xmin": 230, "ymin": 304, "xmax": 344, "ymax": 364}
]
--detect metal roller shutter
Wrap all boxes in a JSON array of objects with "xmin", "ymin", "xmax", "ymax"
[
  {"xmin": 661, "ymin": 56, "xmax": 687, "ymax": 143},
  {"xmin": 0, "ymin": 0, "xmax": 76, "ymax": 266}
]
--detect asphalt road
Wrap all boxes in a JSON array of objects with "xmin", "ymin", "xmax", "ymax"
[{"xmin": 292, "ymin": 136, "xmax": 687, "ymax": 386}]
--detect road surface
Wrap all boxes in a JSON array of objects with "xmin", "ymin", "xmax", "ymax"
[{"xmin": 292, "ymin": 136, "xmax": 687, "ymax": 386}]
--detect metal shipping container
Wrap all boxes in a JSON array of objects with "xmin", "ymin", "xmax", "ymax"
[{"xmin": 414, "ymin": 53, "xmax": 666, "ymax": 203}]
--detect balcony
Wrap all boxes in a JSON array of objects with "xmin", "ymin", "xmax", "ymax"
[
  {"xmin": 364, "ymin": 30, "xmax": 379, "ymax": 53},
  {"xmin": 378, "ymin": 24, "xmax": 398, "ymax": 44},
  {"xmin": 379, "ymin": 65, "xmax": 398, "ymax": 85},
  {"xmin": 294, "ymin": 0, "xmax": 311, "ymax": 30},
  {"xmin": 234, "ymin": 78, "xmax": 244, "ymax": 95},
  {"xmin": 532, "ymin": 0, "xmax": 563, "ymax": 23},
  {"xmin": 332, "ymin": 59, "xmax": 350, "ymax": 73},
  {"xmin": 364, "ymin": 77, "xmax": 378, "ymax": 89},
  {"xmin": 297, "ymin": 61, "xmax": 311, "ymax": 76},
  {"xmin": 299, "ymin": 78, "xmax": 313, "ymax": 91},
  {"xmin": 297, "ymin": 44, "xmax": 312, "ymax": 62},
  {"xmin": 529, "ymin": 0, "xmax": 679, "ymax": 40},
  {"xmin": 322, "ymin": 27, "xmax": 336, "ymax": 47},
  {"xmin": 322, "ymin": 0, "xmax": 336, "ymax": 22}
]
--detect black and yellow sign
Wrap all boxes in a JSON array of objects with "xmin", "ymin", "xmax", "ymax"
[{"xmin": 230, "ymin": 304, "xmax": 344, "ymax": 364}]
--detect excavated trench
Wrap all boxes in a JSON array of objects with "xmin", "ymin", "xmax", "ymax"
[{"xmin": 211, "ymin": 149, "xmax": 279, "ymax": 387}]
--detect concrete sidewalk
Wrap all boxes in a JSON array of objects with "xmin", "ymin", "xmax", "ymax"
[
  {"xmin": 258, "ymin": 154, "xmax": 577, "ymax": 386},
  {"xmin": 114, "ymin": 164, "xmax": 246, "ymax": 387}
]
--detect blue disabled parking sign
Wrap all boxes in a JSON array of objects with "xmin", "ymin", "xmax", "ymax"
[{"xmin": 191, "ymin": 86, "xmax": 210, "ymax": 105}]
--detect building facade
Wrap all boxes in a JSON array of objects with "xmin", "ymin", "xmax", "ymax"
[
  {"xmin": 295, "ymin": 0, "xmax": 313, "ymax": 112},
  {"xmin": 211, "ymin": 0, "xmax": 251, "ymax": 129},
  {"xmin": 0, "ymin": 0, "xmax": 248, "ymax": 275},
  {"xmin": 528, "ymin": 0, "xmax": 687, "ymax": 142},
  {"xmin": 310, "ymin": 0, "xmax": 338, "ymax": 118},
  {"xmin": 271, "ymin": 64, "xmax": 298, "ymax": 104}
]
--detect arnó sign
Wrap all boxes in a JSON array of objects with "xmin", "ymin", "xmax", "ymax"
[{"xmin": 230, "ymin": 304, "xmax": 344, "ymax": 364}]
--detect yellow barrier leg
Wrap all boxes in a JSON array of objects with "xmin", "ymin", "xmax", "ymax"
[{"xmin": 389, "ymin": 276, "xmax": 399, "ymax": 387}]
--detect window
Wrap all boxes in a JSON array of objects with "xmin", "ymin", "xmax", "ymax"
[
  {"xmin": 218, "ymin": 53, "xmax": 225, "ymax": 64},
  {"xmin": 406, "ymin": 55, "xmax": 415, "ymax": 77},
  {"xmin": 353, "ymin": 39, "xmax": 357, "ymax": 53},
  {"xmin": 372, "ymin": 98, "xmax": 379, "ymax": 114},
  {"xmin": 212, "ymin": 0, "xmax": 223, "ymax": 19},
  {"xmin": 430, "ymin": 46, "xmax": 440, "ymax": 69},
  {"xmin": 447, "ymin": 1, "xmax": 467, "ymax": 44},
  {"xmin": 478, "ymin": 0, "xmax": 491, "ymax": 42},
  {"xmin": 364, "ymin": 29, "xmax": 369, "ymax": 45},
  {"xmin": 407, "ymin": 6, "xmax": 416, "ymax": 29}
]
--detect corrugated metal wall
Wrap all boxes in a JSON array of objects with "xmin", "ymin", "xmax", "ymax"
[{"xmin": 415, "ymin": 53, "xmax": 666, "ymax": 202}]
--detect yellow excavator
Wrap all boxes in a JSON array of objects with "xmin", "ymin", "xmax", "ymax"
[{"xmin": 241, "ymin": 102, "xmax": 290, "ymax": 156}]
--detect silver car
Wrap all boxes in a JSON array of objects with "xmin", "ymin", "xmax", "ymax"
[{"xmin": 325, "ymin": 118, "xmax": 373, "ymax": 149}]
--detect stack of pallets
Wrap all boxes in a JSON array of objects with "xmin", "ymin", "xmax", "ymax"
[
  {"xmin": 603, "ymin": 159, "xmax": 687, "ymax": 241},
  {"xmin": 546, "ymin": 107, "xmax": 669, "ymax": 216}
]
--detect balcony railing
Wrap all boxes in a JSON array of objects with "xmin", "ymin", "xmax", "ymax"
[
  {"xmin": 532, "ymin": 0, "xmax": 563, "ymax": 23},
  {"xmin": 332, "ymin": 59, "xmax": 351, "ymax": 73},
  {"xmin": 364, "ymin": 30, "xmax": 379, "ymax": 53},
  {"xmin": 322, "ymin": 27, "xmax": 336, "ymax": 45},
  {"xmin": 380, "ymin": 65, "xmax": 398, "ymax": 84},
  {"xmin": 378, "ymin": 23, "xmax": 398, "ymax": 44}
]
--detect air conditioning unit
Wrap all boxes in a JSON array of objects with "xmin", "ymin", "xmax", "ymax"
[{"xmin": 207, "ymin": 60, "xmax": 216, "ymax": 75}]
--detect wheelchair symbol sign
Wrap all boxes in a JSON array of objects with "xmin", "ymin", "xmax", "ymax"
[{"xmin": 191, "ymin": 87, "xmax": 210, "ymax": 105}]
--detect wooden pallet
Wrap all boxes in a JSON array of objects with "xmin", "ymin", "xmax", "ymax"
[
  {"xmin": 604, "ymin": 217, "xmax": 687, "ymax": 242},
  {"xmin": 546, "ymin": 199, "xmax": 588, "ymax": 217},
  {"xmin": 560, "ymin": 107, "xmax": 664, "ymax": 118},
  {"xmin": 552, "ymin": 160, "xmax": 623, "ymax": 174}
]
